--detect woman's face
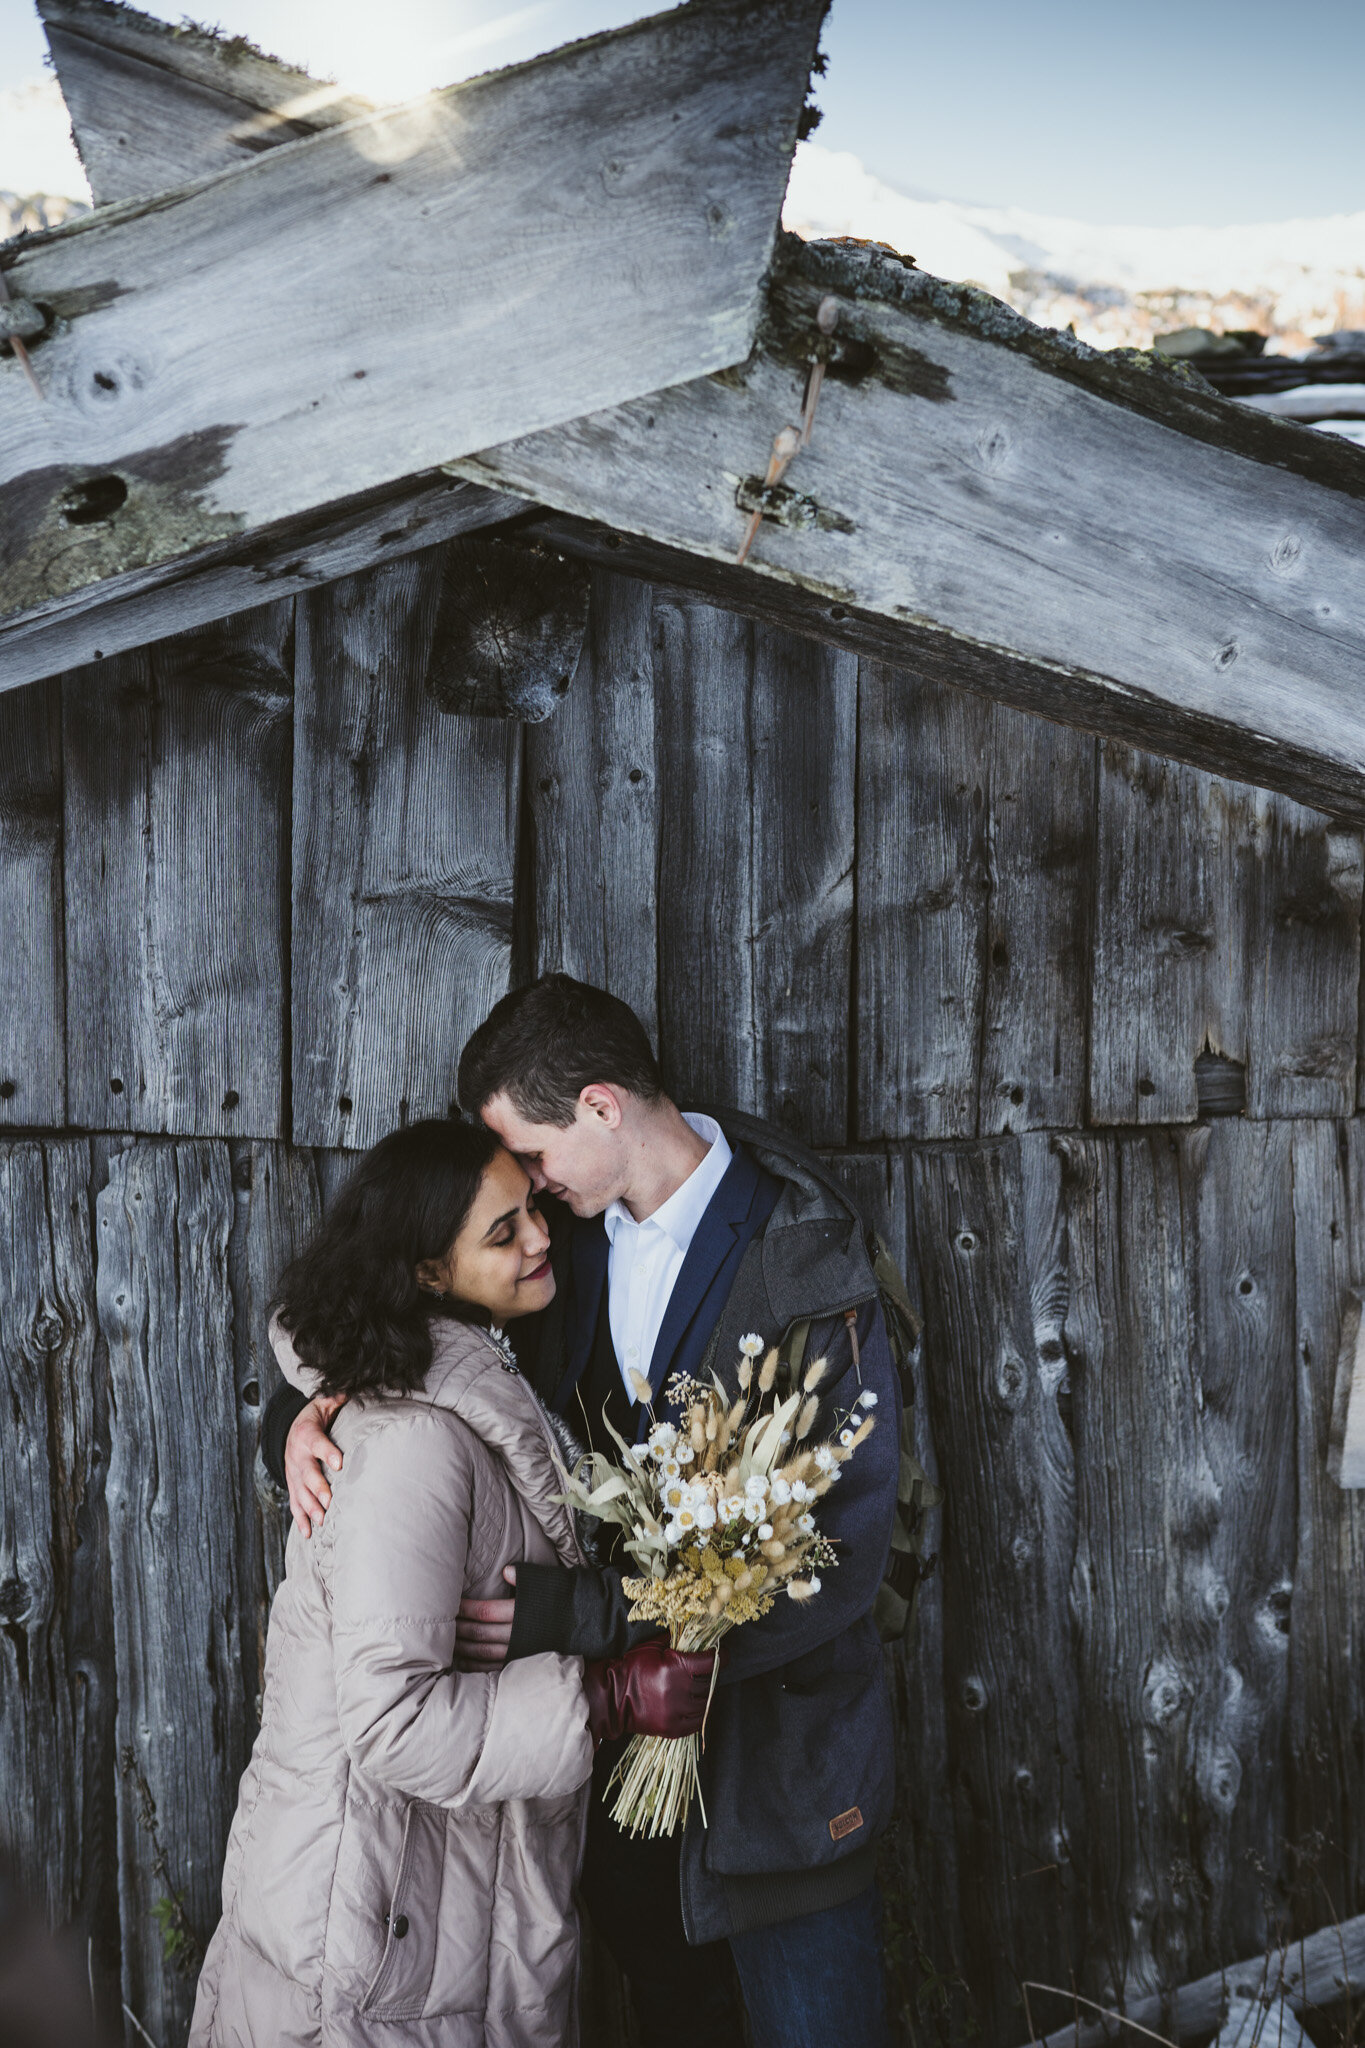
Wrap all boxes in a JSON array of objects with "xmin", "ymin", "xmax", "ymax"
[{"xmin": 418, "ymin": 1146, "xmax": 555, "ymax": 1323}]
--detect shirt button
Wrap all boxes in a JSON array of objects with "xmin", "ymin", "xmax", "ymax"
[
  {"xmin": 393, "ymin": 1915, "xmax": 409, "ymax": 1940},
  {"xmin": 627, "ymin": 1346, "xmax": 639, "ymax": 1358}
]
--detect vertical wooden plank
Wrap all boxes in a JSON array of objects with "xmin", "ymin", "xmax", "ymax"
[
  {"xmin": 1090, "ymin": 746, "xmax": 1213, "ymax": 1125},
  {"xmin": 99, "ymin": 1140, "xmax": 244, "ymax": 2047},
  {"xmin": 748, "ymin": 623, "xmax": 856, "ymax": 1144},
  {"xmin": 910, "ymin": 1136, "xmax": 1083, "ymax": 2044},
  {"xmin": 527, "ymin": 570, "xmax": 659, "ymax": 1039},
  {"xmin": 228, "ymin": 1141, "xmax": 321, "ymax": 1723},
  {"xmin": 1092, "ymin": 746, "xmax": 1361, "ymax": 1126},
  {"xmin": 1287, "ymin": 1118, "xmax": 1365, "ymax": 1921},
  {"xmin": 856, "ymin": 663, "xmax": 989, "ymax": 1141},
  {"xmin": 292, "ymin": 553, "xmax": 521, "ymax": 1151},
  {"xmin": 822, "ymin": 1148, "xmax": 966, "ymax": 2038},
  {"xmin": 1060, "ymin": 1130, "xmax": 1220, "ymax": 2007},
  {"xmin": 653, "ymin": 592, "xmax": 756, "ymax": 1110},
  {"xmin": 653, "ymin": 595, "xmax": 856, "ymax": 1138},
  {"xmin": 979, "ymin": 711, "xmax": 1095, "ymax": 1134},
  {"xmin": 1243, "ymin": 806, "xmax": 1361, "ymax": 1119},
  {"xmin": 63, "ymin": 603, "xmax": 293, "ymax": 1139},
  {"xmin": 0, "ymin": 1141, "xmax": 101, "ymax": 1928},
  {"xmin": 0, "ymin": 681, "xmax": 65, "ymax": 1128},
  {"xmin": 1182, "ymin": 1118, "xmax": 1297, "ymax": 1963}
]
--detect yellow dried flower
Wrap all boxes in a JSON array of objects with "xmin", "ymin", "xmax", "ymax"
[
  {"xmin": 758, "ymin": 1347, "xmax": 778, "ymax": 1393},
  {"xmin": 796, "ymin": 1396, "xmax": 819, "ymax": 1439},
  {"xmin": 803, "ymin": 1357, "xmax": 829, "ymax": 1393}
]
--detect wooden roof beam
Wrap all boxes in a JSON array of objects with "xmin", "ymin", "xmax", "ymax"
[
  {"xmin": 36, "ymin": 0, "xmax": 377, "ymax": 204},
  {"xmin": 0, "ymin": 0, "xmax": 826, "ymax": 683},
  {"xmin": 16, "ymin": 0, "xmax": 1365, "ymax": 819},
  {"xmin": 474, "ymin": 234, "xmax": 1365, "ymax": 820}
]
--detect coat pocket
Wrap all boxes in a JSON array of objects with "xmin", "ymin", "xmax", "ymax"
[{"xmin": 359, "ymin": 1801, "xmax": 451, "ymax": 2020}]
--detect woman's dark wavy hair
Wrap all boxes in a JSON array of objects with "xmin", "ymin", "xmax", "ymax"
[{"xmin": 273, "ymin": 1119, "xmax": 501, "ymax": 1399}]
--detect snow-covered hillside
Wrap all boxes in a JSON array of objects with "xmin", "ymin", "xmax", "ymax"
[{"xmin": 783, "ymin": 143, "xmax": 1365, "ymax": 352}]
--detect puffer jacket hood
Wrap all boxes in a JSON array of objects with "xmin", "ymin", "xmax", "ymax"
[{"xmin": 190, "ymin": 1318, "xmax": 594, "ymax": 2048}]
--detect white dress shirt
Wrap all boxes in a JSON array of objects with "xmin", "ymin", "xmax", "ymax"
[{"xmin": 603, "ymin": 1112, "xmax": 732, "ymax": 1402}]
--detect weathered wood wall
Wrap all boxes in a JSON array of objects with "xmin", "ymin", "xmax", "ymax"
[{"xmin": 3, "ymin": 545, "xmax": 1365, "ymax": 2047}]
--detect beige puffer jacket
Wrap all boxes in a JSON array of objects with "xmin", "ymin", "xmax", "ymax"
[{"xmin": 190, "ymin": 1318, "xmax": 594, "ymax": 2048}]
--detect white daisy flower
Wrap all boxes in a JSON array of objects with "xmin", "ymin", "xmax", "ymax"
[
  {"xmin": 839, "ymin": 1428, "xmax": 855, "ymax": 1447},
  {"xmin": 790, "ymin": 1480, "xmax": 811, "ymax": 1503},
  {"xmin": 722, "ymin": 1496, "xmax": 745, "ymax": 1522},
  {"xmin": 664, "ymin": 1520, "xmax": 683, "ymax": 1544},
  {"xmin": 859, "ymin": 1390, "xmax": 878, "ymax": 1408},
  {"xmin": 739, "ymin": 1334, "xmax": 764, "ymax": 1359},
  {"xmin": 797, "ymin": 1512, "xmax": 816, "ymax": 1535},
  {"xmin": 758, "ymin": 1522, "xmax": 773, "ymax": 1541},
  {"xmin": 677, "ymin": 1508, "xmax": 697, "ymax": 1530},
  {"xmin": 660, "ymin": 1456, "xmax": 682, "ymax": 1481},
  {"xmin": 663, "ymin": 1483, "xmax": 686, "ymax": 1511},
  {"xmin": 814, "ymin": 1446, "xmax": 836, "ymax": 1472},
  {"xmin": 744, "ymin": 1474, "xmax": 768, "ymax": 1499},
  {"xmin": 677, "ymin": 1444, "xmax": 695, "ymax": 1465},
  {"xmin": 696, "ymin": 1503, "xmax": 717, "ymax": 1530},
  {"xmin": 744, "ymin": 1500, "xmax": 764, "ymax": 1523},
  {"xmin": 770, "ymin": 1478, "xmax": 792, "ymax": 1505},
  {"xmin": 807, "ymin": 1575, "xmax": 822, "ymax": 1594}
]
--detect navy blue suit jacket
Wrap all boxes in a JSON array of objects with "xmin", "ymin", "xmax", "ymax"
[{"xmin": 552, "ymin": 1143, "xmax": 782, "ymax": 1438}]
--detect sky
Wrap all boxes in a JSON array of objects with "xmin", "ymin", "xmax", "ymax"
[{"xmin": 2, "ymin": 0, "xmax": 1364, "ymax": 228}]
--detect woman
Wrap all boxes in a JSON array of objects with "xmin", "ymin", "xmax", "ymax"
[{"xmin": 190, "ymin": 1120, "xmax": 594, "ymax": 2048}]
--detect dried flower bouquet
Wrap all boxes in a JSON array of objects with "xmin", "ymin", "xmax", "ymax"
[{"xmin": 556, "ymin": 1335, "xmax": 877, "ymax": 1838}]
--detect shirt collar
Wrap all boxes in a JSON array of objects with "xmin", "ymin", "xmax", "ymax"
[{"xmin": 602, "ymin": 1112, "xmax": 732, "ymax": 1254}]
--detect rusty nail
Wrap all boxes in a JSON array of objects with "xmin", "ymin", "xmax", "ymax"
[
  {"xmin": 801, "ymin": 297, "xmax": 839, "ymax": 447},
  {"xmin": 736, "ymin": 423, "xmax": 802, "ymax": 566}
]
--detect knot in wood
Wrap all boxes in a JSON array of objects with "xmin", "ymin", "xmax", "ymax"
[
  {"xmin": 1201, "ymin": 1745, "xmax": 1242, "ymax": 1815},
  {"xmin": 0, "ymin": 1574, "xmax": 29, "ymax": 1622},
  {"xmin": 995, "ymin": 1348, "xmax": 1028, "ymax": 1409},
  {"xmin": 1142, "ymin": 1659, "xmax": 1189, "ymax": 1728},
  {"xmin": 31, "ymin": 1307, "xmax": 64, "ymax": 1351},
  {"xmin": 960, "ymin": 1675, "xmax": 988, "ymax": 1714}
]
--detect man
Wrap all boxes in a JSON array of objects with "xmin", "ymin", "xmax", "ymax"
[{"xmin": 263, "ymin": 975, "xmax": 900, "ymax": 2048}]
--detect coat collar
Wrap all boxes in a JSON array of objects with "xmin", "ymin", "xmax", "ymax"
[
  {"xmin": 644, "ymin": 1143, "xmax": 763, "ymax": 1400},
  {"xmin": 269, "ymin": 1315, "xmax": 582, "ymax": 1567}
]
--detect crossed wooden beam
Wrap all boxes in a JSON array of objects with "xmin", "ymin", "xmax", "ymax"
[{"xmin": 6, "ymin": 0, "xmax": 1365, "ymax": 821}]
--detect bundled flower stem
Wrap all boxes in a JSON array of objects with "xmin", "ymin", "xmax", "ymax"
[{"xmin": 556, "ymin": 1336, "xmax": 877, "ymax": 1837}]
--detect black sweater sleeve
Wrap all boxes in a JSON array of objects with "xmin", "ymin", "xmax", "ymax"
[
  {"xmin": 506, "ymin": 1562, "xmax": 662, "ymax": 1662},
  {"xmin": 261, "ymin": 1381, "xmax": 309, "ymax": 1489}
]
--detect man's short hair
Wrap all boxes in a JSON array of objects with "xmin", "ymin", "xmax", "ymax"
[{"xmin": 457, "ymin": 974, "xmax": 664, "ymax": 1126}]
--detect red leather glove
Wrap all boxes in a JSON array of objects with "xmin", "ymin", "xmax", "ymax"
[{"xmin": 583, "ymin": 1641, "xmax": 722, "ymax": 1745}]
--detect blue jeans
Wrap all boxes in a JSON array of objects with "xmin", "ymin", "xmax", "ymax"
[{"xmin": 729, "ymin": 1885, "xmax": 891, "ymax": 2048}]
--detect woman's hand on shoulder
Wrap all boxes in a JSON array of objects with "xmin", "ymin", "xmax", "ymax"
[{"xmin": 286, "ymin": 1393, "xmax": 348, "ymax": 1538}]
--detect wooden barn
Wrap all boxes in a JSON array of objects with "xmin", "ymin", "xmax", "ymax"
[{"xmin": 5, "ymin": 3, "xmax": 1365, "ymax": 2044}]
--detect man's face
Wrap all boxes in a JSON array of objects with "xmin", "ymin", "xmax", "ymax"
[{"xmin": 480, "ymin": 1090, "xmax": 629, "ymax": 1217}]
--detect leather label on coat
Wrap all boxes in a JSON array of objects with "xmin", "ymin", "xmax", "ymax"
[{"xmin": 828, "ymin": 1806, "xmax": 864, "ymax": 1841}]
